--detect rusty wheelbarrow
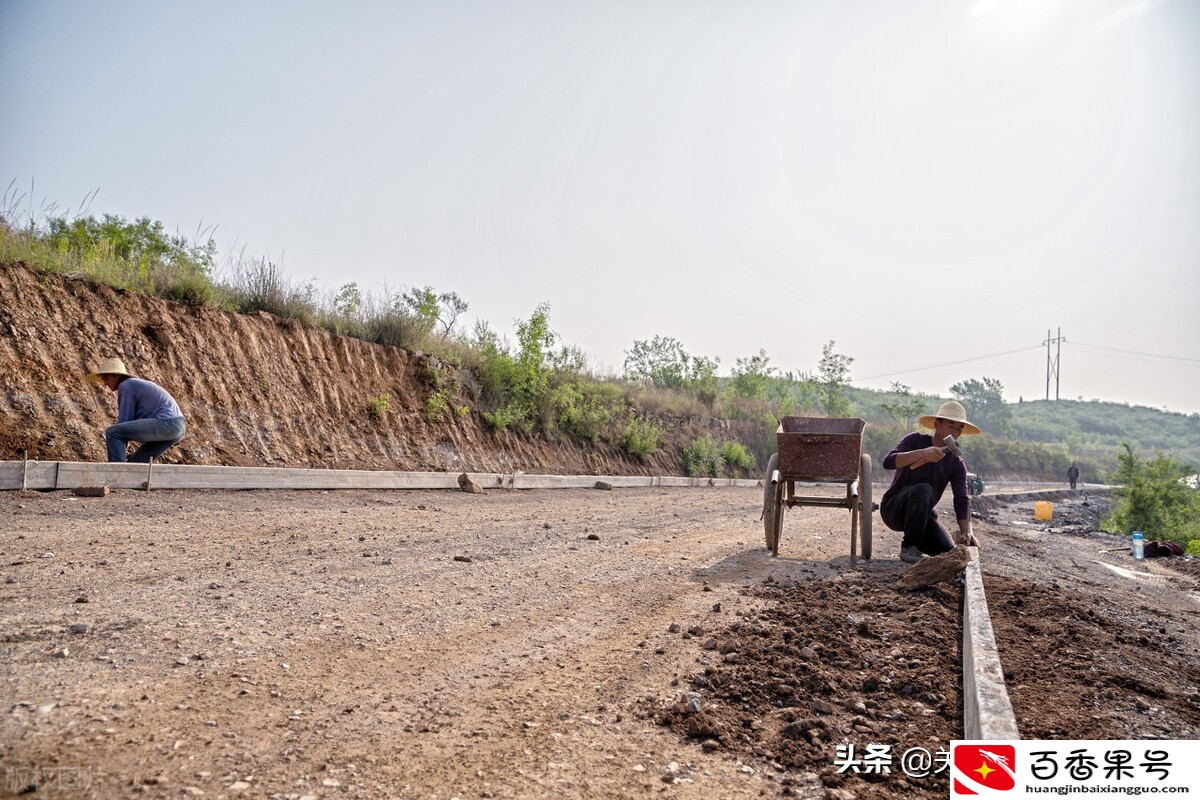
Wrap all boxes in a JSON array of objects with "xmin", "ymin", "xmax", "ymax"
[{"xmin": 762, "ymin": 417, "xmax": 876, "ymax": 561}]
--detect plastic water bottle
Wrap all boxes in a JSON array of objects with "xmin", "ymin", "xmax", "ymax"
[{"xmin": 1131, "ymin": 531, "xmax": 1144, "ymax": 560}]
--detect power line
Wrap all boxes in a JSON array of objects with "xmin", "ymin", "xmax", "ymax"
[
  {"xmin": 852, "ymin": 344, "xmax": 1043, "ymax": 382},
  {"xmin": 1067, "ymin": 341, "xmax": 1200, "ymax": 365}
]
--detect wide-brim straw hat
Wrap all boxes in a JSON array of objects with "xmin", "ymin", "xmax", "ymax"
[
  {"xmin": 917, "ymin": 400, "xmax": 981, "ymax": 435},
  {"xmin": 86, "ymin": 357, "xmax": 131, "ymax": 382}
]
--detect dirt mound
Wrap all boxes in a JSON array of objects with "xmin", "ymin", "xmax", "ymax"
[
  {"xmin": 0, "ymin": 262, "xmax": 723, "ymax": 475},
  {"xmin": 649, "ymin": 573, "xmax": 961, "ymax": 798}
]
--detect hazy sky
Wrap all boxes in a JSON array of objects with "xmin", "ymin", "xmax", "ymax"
[{"xmin": 3, "ymin": 0, "xmax": 1198, "ymax": 413}]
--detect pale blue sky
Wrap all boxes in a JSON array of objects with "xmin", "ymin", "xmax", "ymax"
[{"xmin": 3, "ymin": 0, "xmax": 1198, "ymax": 413}]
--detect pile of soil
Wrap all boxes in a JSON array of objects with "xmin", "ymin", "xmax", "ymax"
[{"xmin": 650, "ymin": 576, "xmax": 960, "ymax": 798}]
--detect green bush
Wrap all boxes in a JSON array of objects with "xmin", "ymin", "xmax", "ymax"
[
  {"xmin": 720, "ymin": 440, "xmax": 756, "ymax": 476},
  {"xmin": 681, "ymin": 436, "xmax": 723, "ymax": 477},
  {"xmin": 1102, "ymin": 443, "xmax": 1200, "ymax": 548},
  {"xmin": 471, "ymin": 306, "xmax": 558, "ymax": 433},
  {"xmin": 551, "ymin": 381, "xmax": 612, "ymax": 442},
  {"xmin": 153, "ymin": 266, "xmax": 222, "ymax": 307},
  {"xmin": 620, "ymin": 417, "xmax": 663, "ymax": 461},
  {"xmin": 425, "ymin": 389, "xmax": 467, "ymax": 423},
  {"xmin": 366, "ymin": 393, "xmax": 392, "ymax": 418}
]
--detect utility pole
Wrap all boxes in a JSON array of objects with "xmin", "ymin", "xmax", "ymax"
[{"xmin": 1044, "ymin": 327, "xmax": 1064, "ymax": 401}]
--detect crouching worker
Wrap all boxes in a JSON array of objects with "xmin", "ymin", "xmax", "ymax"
[
  {"xmin": 87, "ymin": 357, "xmax": 186, "ymax": 463},
  {"xmin": 881, "ymin": 400, "xmax": 980, "ymax": 564}
]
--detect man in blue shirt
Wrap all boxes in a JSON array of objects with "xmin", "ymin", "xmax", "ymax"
[
  {"xmin": 881, "ymin": 400, "xmax": 980, "ymax": 563},
  {"xmin": 87, "ymin": 358, "xmax": 186, "ymax": 463}
]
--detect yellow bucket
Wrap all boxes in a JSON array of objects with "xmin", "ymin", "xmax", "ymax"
[{"xmin": 1034, "ymin": 501, "xmax": 1053, "ymax": 521}]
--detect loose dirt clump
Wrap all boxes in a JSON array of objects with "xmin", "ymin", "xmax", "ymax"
[
  {"xmin": 988, "ymin": 575, "xmax": 1200, "ymax": 740},
  {"xmin": 650, "ymin": 574, "xmax": 961, "ymax": 798}
]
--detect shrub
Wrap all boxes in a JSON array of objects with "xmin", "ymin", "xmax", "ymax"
[
  {"xmin": 153, "ymin": 266, "xmax": 221, "ymax": 307},
  {"xmin": 551, "ymin": 381, "xmax": 614, "ymax": 442},
  {"xmin": 426, "ymin": 389, "xmax": 468, "ymax": 423},
  {"xmin": 225, "ymin": 257, "xmax": 316, "ymax": 323},
  {"xmin": 366, "ymin": 393, "xmax": 392, "ymax": 418},
  {"xmin": 681, "ymin": 436, "xmax": 723, "ymax": 478},
  {"xmin": 720, "ymin": 440, "xmax": 756, "ymax": 476},
  {"xmin": 472, "ymin": 306, "xmax": 557, "ymax": 433},
  {"xmin": 620, "ymin": 417, "xmax": 663, "ymax": 461},
  {"xmin": 1102, "ymin": 443, "xmax": 1200, "ymax": 548}
]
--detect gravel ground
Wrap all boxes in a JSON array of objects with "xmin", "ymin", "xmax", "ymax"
[{"xmin": 2, "ymin": 485, "xmax": 1197, "ymax": 799}]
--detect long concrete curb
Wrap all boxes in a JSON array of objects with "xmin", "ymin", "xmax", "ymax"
[
  {"xmin": 0, "ymin": 460, "xmax": 763, "ymax": 492},
  {"xmin": 962, "ymin": 546, "xmax": 1020, "ymax": 740}
]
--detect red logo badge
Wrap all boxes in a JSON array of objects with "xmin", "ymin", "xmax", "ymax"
[{"xmin": 952, "ymin": 744, "xmax": 1016, "ymax": 795}]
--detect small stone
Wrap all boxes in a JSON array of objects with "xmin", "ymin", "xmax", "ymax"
[
  {"xmin": 74, "ymin": 595, "xmax": 88, "ymax": 603},
  {"xmin": 586, "ymin": 533, "xmax": 600, "ymax": 541},
  {"xmin": 228, "ymin": 780, "xmax": 250, "ymax": 790},
  {"xmin": 453, "ymin": 555, "xmax": 472, "ymax": 563},
  {"xmin": 52, "ymin": 647, "xmax": 69, "ymax": 658},
  {"xmin": 711, "ymin": 603, "xmax": 722, "ymax": 613},
  {"xmin": 667, "ymin": 623, "xmax": 681, "ymax": 633},
  {"xmin": 70, "ymin": 623, "xmax": 88, "ymax": 634},
  {"xmin": 800, "ymin": 646, "xmax": 818, "ymax": 661},
  {"xmin": 701, "ymin": 739, "xmax": 720, "ymax": 752},
  {"xmin": 594, "ymin": 481, "xmax": 613, "ymax": 490},
  {"xmin": 813, "ymin": 699, "xmax": 835, "ymax": 715}
]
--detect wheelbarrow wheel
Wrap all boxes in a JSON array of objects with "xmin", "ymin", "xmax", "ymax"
[
  {"xmin": 763, "ymin": 452, "xmax": 781, "ymax": 552},
  {"xmin": 859, "ymin": 453, "xmax": 873, "ymax": 560}
]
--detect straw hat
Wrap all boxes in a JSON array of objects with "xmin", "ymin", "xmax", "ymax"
[
  {"xmin": 86, "ymin": 357, "xmax": 131, "ymax": 383},
  {"xmin": 917, "ymin": 400, "xmax": 981, "ymax": 435}
]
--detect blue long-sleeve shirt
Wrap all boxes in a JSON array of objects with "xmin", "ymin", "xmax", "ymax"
[
  {"xmin": 116, "ymin": 377, "xmax": 183, "ymax": 423},
  {"xmin": 881, "ymin": 432, "xmax": 970, "ymax": 522}
]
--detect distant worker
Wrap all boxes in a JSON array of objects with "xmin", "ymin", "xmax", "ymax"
[
  {"xmin": 880, "ymin": 400, "xmax": 980, "ymax": 563},
  {"xmin": 1067, "ymin": 462, "xmax": 1080, "ymax": 491},
  {"xmin": 87, "ymin": 357, "xmax": 186, "ymax": 463}
]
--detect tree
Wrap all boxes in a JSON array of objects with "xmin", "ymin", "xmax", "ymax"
[
  {"xmin": 624, "ymin": 336, "xmax": 690, "ymax": 388},
  {"xmin": 730, "ymin": 349, "xmax": 777, "ymax": 399},
  {"xmin": 436, "ymin": 291, "xmax": 468, "ymax": 336},
  {"xmin": 393, "ymin": 286, "xmax": 469, "ymax": 338},
  {"xmin": 1103, "ymin": 443, "xmax": 1200, "ymax": 545},
  {"xmin": 334, "ymin": 282, "xmax": 362, "ymax": 317},
  {"xmin": 950, "ymin": 376, "xmax": 1011, "ymax": 435},
  {"xmin": 817, "ymin": 340, "xmax": 854, "ymax": 418},
  {"xmin": 880, "ymin": 382, "xmax": 926, "ymax": 429}
]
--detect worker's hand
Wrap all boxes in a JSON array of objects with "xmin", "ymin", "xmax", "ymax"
[
  {"xmin": 908, "ymin": 446, "xmax": 945, "ymax": 469},
  {"xmin": 958, "ymin": 531, "xmax": 979, "ymax": 547}
]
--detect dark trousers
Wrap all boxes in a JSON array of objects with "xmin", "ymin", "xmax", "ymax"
[{"xmin": 880, "ymin": 483, "xmax": 955, "ymax": 556}]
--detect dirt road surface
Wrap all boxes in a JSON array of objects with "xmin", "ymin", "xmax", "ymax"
[{"xmin": 3, "ymin": 485, "xmax": 1198, "ymax": 799}]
